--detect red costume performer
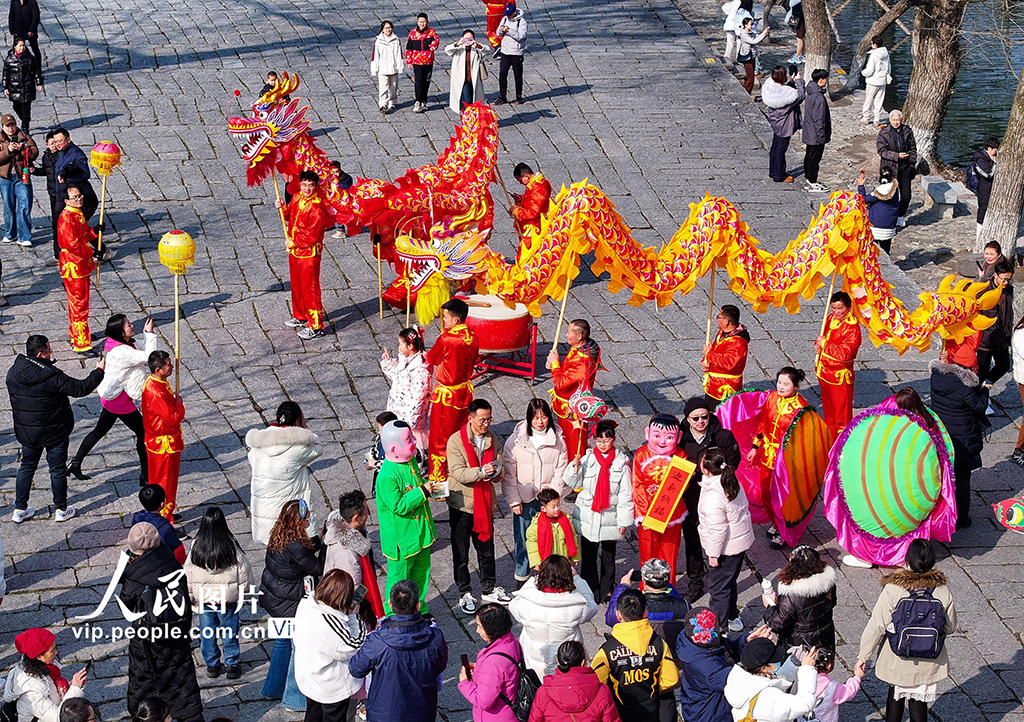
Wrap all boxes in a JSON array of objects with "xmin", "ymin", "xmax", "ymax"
[
  {"xmin": 703, "ymin": 326, "xmax": 750, "ymax": 402},
  {"xmin": 425, "ymin": 323, "xmax": 479, "ymax": 481},
  {"xmin": 751, "ymin": 391, "xmax": 807, "ymax": 523},
  {"xmin": 286, "ymin": 191, "xmax": 330, "ymax": 330},
  {"xmin": 816, "ymin": 313, "xmax": 861, "ymax": 439},
  {"xmin": 550, "ymin": 339, "xmax": 601, "ymax": 461},
  {"xmin": 512, "ymin": 173, "xmax": 552, "ymax": 237},
  {"xmin": 632, "ymin": 424, "xmax": 690, "ymax": 582},
  {"xmin": 142, "ymin": 375, "xmax": 185, "ymax": 520},
  {"xmin": 57, "ymin": 207, "xmax": 96, "ymax": 352},
  {"xmin": 485, "ymin": 0, "xmax": 507, "ymax": 46}
]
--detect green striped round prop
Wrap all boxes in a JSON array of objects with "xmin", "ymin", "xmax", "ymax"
[{"xmin": 838, "ymin": 413, "xmax": 942, "ymax": 539}]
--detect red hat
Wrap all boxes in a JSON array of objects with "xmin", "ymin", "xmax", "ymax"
[
  {"xmin": 15, "ymin": 628, "xmax": 55, "ymax": 659},
  {"xmin": 945, "ymin": 332, "xmax": 980, "ymax": 372}
]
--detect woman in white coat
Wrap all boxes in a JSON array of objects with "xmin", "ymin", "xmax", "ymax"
[
  {"xmin": 565, "ymin": 420, "xmax": 632, "ymax": 603},
  {"xmin": 445, "ymin": 29, "xmax": 486, "ymax": 113},
  {"xmin": 3, "ymin": 628, "xmax": 87, "ymax": 722},
  {"xmin": 69, "ymin": 313, "xmax": 160, "ymax": 483},
  {"xmin": 508, "ymin": 555, "xmax": 598, "ymax": 678},
  {"xmin": 380, "ymin": 327, "xmax": 432, "ymax": 451},
  {"xmin": 371, "ymin": 21, "xmax": 405, "ymax": 114},
  {"xmin": 247, "ymin": 400, "xmax": 323, "ymax": 545}
]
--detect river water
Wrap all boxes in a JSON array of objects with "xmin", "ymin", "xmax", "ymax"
[{"xmin": 831, "ymin": 0, "xmax": 1024, "ymax": 167}]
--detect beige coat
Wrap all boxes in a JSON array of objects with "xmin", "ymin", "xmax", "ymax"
[
  {"xmin": 858, "ymin": 569, "xmax": 957, "ymax": 687},
  {"xmin": 502, "ymin": 420, "xmax": 568, "ymax": 506},
  {"xmin": 445, "ymin": 41, "xmax": 486, "ymax": 113},
  {"xmin": 446, "ymin": 427, "xmax": 503, "ymax": 514},
  {"xmin": 184, "ymin": 544, "xmax": 254, "ymax": 608}
]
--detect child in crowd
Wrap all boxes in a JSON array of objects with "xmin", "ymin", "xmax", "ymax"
[
  {"xmin": 527, "ymin": 488, "xmax": 581, "ymax": 569},
  {"xmin": 809, "ymin": 648, "xmax": 866, "ymax": 722},
  {"xmin": 258, "ymin": 70, "xmax": 290, "ymax": 101},
  {"xmin": 366, "ymin": 411, "xmax": 427, "ymax": 496},
  {"xmin": 566, "ymin": 419, "xmax": 633, "ymax": 603},
  {"xmin": 133, "ymin": 484, "xmax": 185, "ymax": 563}
]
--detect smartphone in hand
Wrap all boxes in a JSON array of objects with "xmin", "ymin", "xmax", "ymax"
[{"xmin": 461, "ymin": 654, "xmax": 472, "ymax": 680}]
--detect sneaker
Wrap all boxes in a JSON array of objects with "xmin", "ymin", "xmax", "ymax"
[
  {"xmin": 297, "ymin": 327, "xmax": 325, "ymax": 340},
  {"xmin": 986, "ymin": 401, "xmax": 996, "ymax": 416},
  {"xmin": 42, "ymin": 256, "xmax": 59, "ymax": 267},
  {"xmin": 767, "ymin": 526, "xmax": 784, "ymax": 550},
  {"xmin": 897, "ymin": 216, "xmax": 906, "ymax": 228},
  {"xmin": 355, "ymin": 701, "xmax": 367, "ymax": 721},
  {"xmin": 284, "ymin": 317, "xmax": 307, "ymax": 328},
  {"xmin": 806, "ymin": 182, "xmax": 829, "ymax": 193},
  {"xmin": 515, "ymin": 97, "xmax": 524, "ymax": 105},
  {"xmin": 956, "ymin": 517, "xmax": 973, "ymax": 529},
  {"xmin": 787, "ymin": 53, "xmax": 801, "ymax": 62},
  {"xmin": 1, "ymin": 237, "xmax": 12, "ymax": 243},
  {"xmin": 414, "ymin": 102, "xmax": 426, "ymax": 114},
  {"xmin": 780, "ymin": 176, "xmax": 794, "ymax": 184},
  {"xmin": 858, "ymin": 118, "xmax": 872, "ymax": 126},
  {"xmin": 1011, "ymin": 449, "xmax": 1024, "ymax": 467},
  {"xmin": 206, "ymin": 664, "xmax": 222, "ymax": 679},
  {"xmin": 55, "ymin": 506, "xmax": 76, "ymax": 522},
  {"xmin": 492, "ymin": 46, "xmax": 503, "ymax": 60},
  {"xmin": 332, "ymin": 229, "xmax": 345, "ymax": 239},
  {"xmin": 12, "ymin": 506, "xmax": 34, "ymax": 523},
  {"xmin": 225, "ymin": 664, "xmax": 242, "ymax": 680},
  {"xmin": 17, "ymin": 239, "xmax": 32, "ymax": 247},
  {"xmin": 481, "ymin": 587, "xmax": 513, "ymax": 604},
  {"xmin": 493, "ymin": 97, "xmax": 508, "ymax": 105},
  {"xmin": 459, "ymin": 592, "xmax": 478, "ymax": 614},
  {"xmin": 842, "ymin": 554, "xmax": 873, "ymax": 568},
  {"xmin": 728, "ymin": 617, "xmax": 744, "ymax": 633}
]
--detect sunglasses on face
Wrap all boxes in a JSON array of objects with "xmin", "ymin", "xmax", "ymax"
[{"xmin": 689, "ymin": 414, "xmax": 710, "ymax": 421}]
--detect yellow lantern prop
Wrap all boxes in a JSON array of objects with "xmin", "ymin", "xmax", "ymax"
[
  {"xmin": 89, "ymin": 141, "xmax": 122, "ymax": 287},
  {"xmin": 158, "ymin": 230, "xmax": 197, "ymax": 394}
]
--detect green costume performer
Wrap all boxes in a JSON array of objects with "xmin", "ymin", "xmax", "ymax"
[{"xmin": 376, "ymin": 457, "xmax": 437, "ymax": 613}]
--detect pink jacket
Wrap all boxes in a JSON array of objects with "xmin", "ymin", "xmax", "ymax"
[
  {"xmin": 528, "ymin": 667, "xmax": 620, "ymax": 722},
  {"xmin": 458, "ymin": 632, "xmax": 522, "ymax": 722},
  {"xmin": 501, "ymin": 421, "xmax": 569, "ymax": 506},
  {"xmin": 813, "ymin": 671, "xmax": 862, "ymax": 722},
  {"xmin": 696, "ymin": 474, "xmax": 755, "ymax": 558}
]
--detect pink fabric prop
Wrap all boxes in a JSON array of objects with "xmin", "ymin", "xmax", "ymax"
[{"xmin": 716, "ymin": 391, "xmax": 771, "ymax": 524}]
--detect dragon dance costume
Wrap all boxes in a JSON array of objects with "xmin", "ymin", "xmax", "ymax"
[
  {"xmin": 512, "ymin": 173, "xmax": 552, "ymax": 262},
  {"xmin": 142, "ymin": 375, "xmax": 185, "ymax": 520},
  {"xmin": 703, "ymin": 326, "xmax": 750, "ymax": 402},
  {"xmin": 425, "ymin": 323, "xmax": 479, "ymax": 481},
  {"xmin": 550, "ymin": 339, "xmax": 600, "ymax": 461},
  {"xmin": 286, "ymin": 192, "xmax": 330, "ymax": 331},
  {"xmin": 631, "ymin": 443, "xmax": 691, "ymax": 581},
  {"xmin": 817, "ymin": 313, "xmax": 862, "ymax": 439},
  {"xmin": 57, "ymin": 207, "xmax": 95, "ymax": 352}
]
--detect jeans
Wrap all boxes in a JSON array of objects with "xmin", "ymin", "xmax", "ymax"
[
  {"xmin": 803, "ymin": 143, "xmax": 825, "ymax": 184},
  {"xmin": 769, "ymin": 134, "xmax": 791, "ymax": 182},
  {"xmin": 73, "ymin": 408, "xmax": 148, "ymax": 481},
  {"xmin": 198, "ymin": 609, "xmax": 240, "ymax": 667},
  {"xmin": 413, "ymin": 63, "xmax": 433, "ymax": 104},
  {"xmin": 16, "ymin": 439, "xmax": 69, "ymax": 510},
  {"xmin": 460, "ymin": 80, "xmax": 475, "ymax": 110},
  {"xmin": 263, "ymin": 637, "xmax": 306, "ymax": 710},
  {"xmin": 512, "ymin": 499, "xmax": 541, "ymax": 580},
  {"xmin": 450, "ymin": 506, "xmax": 496, "ymax": 595},
  {"xmin": 0, "ymin": 172, "xmax": 32, "ymax": 242},
  {"xmin": 498, "ymin": 54, "xmax": 524, "ymax": 100}
]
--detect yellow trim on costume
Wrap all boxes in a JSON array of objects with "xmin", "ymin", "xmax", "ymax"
[
  {"xmin": 147, "ymin": 435, "xmax": 180, "ymax": 454},
  {"xmin": 430, "ymin": 380, "xmax": 474, "ymax": 407}
]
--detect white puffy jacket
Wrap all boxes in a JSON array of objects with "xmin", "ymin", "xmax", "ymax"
[
  {"xmin": 246, "ymin": 424, "xmax": 323, "ymax": 544},
  {"xmin": 3, "ymin": 663, "xmax": 85, "ymax": 722},
  {"xmin": 184, "ymin": 543, "xmax": 254, "ymax": 608},
  {"xmin": 724, "ymin": 664, "xmax": 817, "ymax": 722},
  {"xmin": 565, "ymin": 448, "xmax": 634, "ymax": 542},
  {"xmin": 293, "ymin": 595, "xmax": 367, "ymax": 703},
  {"xmin": 370, "ymin": 32, "xmax": 405, "ymax": 77},
  {"xmin": 96, "ymin": 332, "xmax": 158, "ymax": 401},
  {"xmin": 508, "ymin": 576, "xmax": 598, "ymax": 677},
  {"xmin": 863, "ymin": 46, "xmax": 891, "ymax": 87}
]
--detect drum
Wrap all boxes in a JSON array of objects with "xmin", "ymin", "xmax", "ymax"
[{"xmin": 464, "ymin": 294, "xmax": 532, "ymax": 353}]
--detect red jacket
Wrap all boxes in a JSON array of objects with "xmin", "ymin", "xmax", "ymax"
[
  {"xmin": 57, "ymin": 207, "xmax": 96, "ymax": 279},
  {"xmin": 512, "ymin": 174, "xmax": 552, "ymax": 235},
  {"xmin": 286, "ymin": 192, "xmax": 330, "ymax": 258},
  {"xmin": 142, "ymin": 376, "xmax": 185, "ymax": 454},
  {"xmin": 528, "ymin": 667, "xmax": 620, "ymax": 722},
  {"xmin": 817, "ymin": 313, "xmax": 861, "ymax": 385},
  {"xmin": 405, "ymin": 27, "xmax": 439, "ymax": 65},
  {"xmin": 425, "ymin": 323, "xmax": 479, "ymax": 389},
  {"xmin": 703, "ymin": 325, "xmax": 750, "ymax": 401},
  {"xmin": 550, "ymin": 341, "xmax": 600, "ymax": 421}
]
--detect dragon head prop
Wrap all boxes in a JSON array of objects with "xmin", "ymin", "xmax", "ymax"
[{"xmin": 228, "ymin": 72, "xmax": 310, "ymax": 185}]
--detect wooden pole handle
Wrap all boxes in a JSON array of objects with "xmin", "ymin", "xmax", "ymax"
[
  {"xmin": 705, "ymin": 269, "xmax": 717, "ymax": 346},
  {"xmin": 95, "ymin": 175, "xmax": 107, "ymax": 288},
  {"xmin": 174, "ymin": 274, "xmax": 180, "ymax": 396},
  {"xmin": 271, "ymin": 170, "xmax": 290, "ymax": 244},
  {"xmin": 495, "ymin": 165, "xmax": 515, "ymax": 211}
]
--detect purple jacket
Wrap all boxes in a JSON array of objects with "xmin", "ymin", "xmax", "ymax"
[{"xmin": 458, "ymin": 632, "xmax": 522, "ymax": 722}]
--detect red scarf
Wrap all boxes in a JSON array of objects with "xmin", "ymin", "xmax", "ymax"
[
  {"xmin": 591, "ymin": 447, "xmax": 615, "ymax": 513},
  {"xmin": 47, "ymin": 665, "xmax": 70, "ymax": 698},
  {"xmin": 537, "ymin": 512, "xmax": 577, "ymax": 560},
  {"xmin": 460, "ymin": 424, "xmax": 495, "ymax": 542}
]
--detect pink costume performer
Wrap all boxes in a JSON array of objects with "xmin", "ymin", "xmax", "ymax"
[{"xmin": 822, "ymin": 395, "xmax": 956, "ymax": 567}]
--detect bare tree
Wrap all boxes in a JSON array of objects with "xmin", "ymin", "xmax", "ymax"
[
  {"xmin": 840, "ymin": 0, "xmax": 917, "ymax": 95},
  {"xmin": 803, "ymin": 0, "xmax": 833, "ymax": 75},
  {"xmin": 979, "ymin": 63, "xmax": 1024, "ymax": 250}
]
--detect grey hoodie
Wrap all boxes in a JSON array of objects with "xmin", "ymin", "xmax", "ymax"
[{"xmin": 498, "ymin": 10, "xmax": 527, "ymax": 55}]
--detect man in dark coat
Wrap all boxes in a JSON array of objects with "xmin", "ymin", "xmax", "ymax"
[
  {"xmin": 350, "ymin": 579, "xmax": 449, "ymax": 721},
  {"xmin": 802, "ymin": 68, "xmax": 832, "ymax": 192},
  {"xmin": 930, "ymin": 348, "xmax": 989, "ymax": 527},
  {"xmin": 54, "ymin": 126, "xmax": 99, "ymax": 223},
  {"xmin": 678, "ymin": 396, "xmax": 741, "ymax": 603},
  {"xmin": 8, "ymin": 0, "xmax": 40, "ymax": 71},
  {"xmin": 6, "ymin": 334, "xmax": 104, "ymax": 523},
  {"xmin": 973, "ymin": 136, "xmax": 999, "ymax": 235},
  {"xmin": 605, "ymin": 558, "xmax": 692, "ymax": 648},
  {"xmin": 876, "ymin": 109, "xmax": 917, "ymax": 226}
]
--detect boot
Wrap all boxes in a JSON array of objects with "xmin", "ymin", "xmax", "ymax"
[{"xmin": 67, "ymin": 459, "xmax": 91, "ymax": 480}]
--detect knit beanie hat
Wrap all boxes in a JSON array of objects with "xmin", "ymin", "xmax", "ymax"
[
  {"xmin": 684, "ymin": 397, "xmax": 712, "ymax": 418},
  {"xmin": 15, "ymin": 628, "xmax": 55, "ymax": 658},
  {"xmin": 684, "ymin": 607, "xmax": 721, "ymax": 649}
]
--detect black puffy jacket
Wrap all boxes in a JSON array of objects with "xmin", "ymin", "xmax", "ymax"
[
  {"xmin": 763, "ymin": 565, "xmax": 837, "ymax": 652},
  {"xmin": 6, "ymin": 354, "xmax": 103, "ymax": 447},
  {"xmin": 929, "ymin": 359, "xmax": 989, "ymax": 469},
  {"xmin": 2, "ymin": 47, "xmax": 40, "ymax": 102},
  {"xmin": 259, "ymin": 537, "xmax": 323, "ymax": 617}
]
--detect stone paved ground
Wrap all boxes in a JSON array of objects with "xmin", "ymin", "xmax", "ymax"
[{"xmin": 0, "ymin": 0, "xmax": 1021, "ymax": 719}]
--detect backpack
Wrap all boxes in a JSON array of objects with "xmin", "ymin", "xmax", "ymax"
[
  {"xmin": 887, "ymin": 588, "xmax": 947, "ymax": 659},
  {"xmin": 493, "ymin": 652, "xmax": 541, "ymax": 722},
  {"xmin": 965, "ymin": 163, "xmax": 979, "ymax": 193},
  {"xmin": 738, "ymin": 692, "xmax": 761, "ymax": 722}
]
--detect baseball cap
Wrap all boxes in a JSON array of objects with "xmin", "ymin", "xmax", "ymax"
[
  {"xmin": 1, "ymin": 114, "xmax": 16, "ymax": 126},
  {"xmin": 740, "ymin": 637, "xmax": 787, "ymax": 671}
]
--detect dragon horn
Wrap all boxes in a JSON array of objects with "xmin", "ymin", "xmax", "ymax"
[{"xmin": 261, "ymin": 72, "xmax": 301, "ymax": 104}]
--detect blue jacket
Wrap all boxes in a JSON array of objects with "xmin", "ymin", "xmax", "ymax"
[
  {"xmin": 859, "ymin": 182, "xmax": 900, "ymax": 230},
  {"xmin": 55, "ymin": 142, "xmax": 91, "ymax": 185},
  {"xmin": 674, "ymin": 633, "xmax": 733, "ymax": 722},
  {"xmin": 349, "ymin": 614, "xmax": 449, "ymax": 722},
  {"xmin": 132, "ymin": 510, "xmax": 184, "ymax": 560},
  {"xmin": 605, "ymin": 583, "xmax": 691, "ymax": 648}
]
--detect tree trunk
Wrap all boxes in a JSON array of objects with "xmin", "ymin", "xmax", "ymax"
[
  {"xmin": 803, "ymin": 0, "xmax": 833, "ymax": 76},
  {"xmin": 901, "ymin": 0, "xmax": 968, "ymax": 173},
  {"xmin": 979, "ymin": 63, "xmax": 1024, "ymax": 252},
  {"xmin": 839, "ymin": 0, "xmax": 915, "ymax": 96}
]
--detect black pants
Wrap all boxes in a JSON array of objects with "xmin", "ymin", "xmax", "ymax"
[
  {"xmin": 770, "ymin": 134, "xmax": 791, "ymax": 182},
  {"xmin": 15, "ymin": 439, "xmax": 69, "ymax": 510},
  {"xmin": 953, "ymin": 458, "xmax": 973, "ymax": 521},
  {"xmin": 977, "ymin": 347, "xmax": 1011, "ymax": 386},
  {"xmin": 73, "ymin": 408, "xmax": 148, "ymax": 481},
  {"xmin": 449, "ymin": 506, "xmax": 496, "ymax": 595},
  {"xmin": 875, "ymin": 236, "xmax": 892, "ymax": 255},
  {"xmin": 498, "ymin": 54, "xmax": 524, "ymax": 101},
  {"xmin": 707, "ymin": 552, "xmax": 744, "ymax": 626},
  {"xmin": 304, "ymin": 698, "xmax": 350, "ymax": 722},
  {"xmin": 896, "ymin": 166, "xmax": 914, "ymax": 218},
  {"xmin": 11, "ymin": 100, "xmax": 30, "ymax": 132},
  {"xmin": 885, "ymin": 686, "xmax": 927, "ymax": 722},
  {"xmin": 412, "ymin": 63, "xmax": 433, "ymax": 104},
  {"xmin": 803, "ymin": 143, "xmax": 825, "ymax": 183},
  {"xmin": 681, "ymin": 483, "xmax": 707, "ymax": 598},
  {"xmin": 26, "ymin": 34, "xmax": 40, "ymax": 71},
  {"xmin": 581, "ymin": 537, "xmax": 617, "ymax": 602}
]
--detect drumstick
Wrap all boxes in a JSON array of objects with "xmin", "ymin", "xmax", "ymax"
[
  {"xmin": 553, "ymin": 278, "xmax": 572, "ymax": 357},
  {"xmin": 464, "ymin": 299, "xmax": 492, "ymax": 308}
]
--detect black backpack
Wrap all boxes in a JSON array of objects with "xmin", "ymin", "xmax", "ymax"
[
  {"xmin": 887, "ymin": 588, "xmax": 947, "ymax": 659},
  {"xmin": 0, "ymin": 700, "xmax": 19, "ymax": 722},
  {"xmin": 493, "ymin": 652, "xmax": 541, "ymax": 722},
  {"xmin": 965, "ymin": 163, "xmax": 979, "ymax": 193}
]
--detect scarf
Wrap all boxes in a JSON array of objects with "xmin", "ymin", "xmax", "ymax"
[
  {"xmin": 591, "ymin": 447, "xmax": 615, "ymax": 513},
  {"xmin": 47, "ymin": 665, "xmax": 70, "ymax": 698},
  {"xmin": 460, "ymin": 424, "xmax": 495, "ymax": 542},
  {"xmin": 537, "ymin": 511, "xmax": 577, "ymax": 560}
]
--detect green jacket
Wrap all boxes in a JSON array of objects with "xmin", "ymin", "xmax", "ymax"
[{"xmin": 376, "ymin": 458, "xmax": 437, "ymax": 560}]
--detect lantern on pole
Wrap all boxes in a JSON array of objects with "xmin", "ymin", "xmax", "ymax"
[
  {"xmin": 158, "ymin": 230, "xmax": 197, "ymax": 394},
  {"xmin": 89, "ymin": 141, "xmax": 122, "ymax": 287}
]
